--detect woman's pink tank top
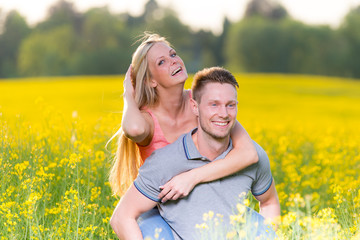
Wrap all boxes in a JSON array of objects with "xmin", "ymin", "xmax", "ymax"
[
  {"xmin": 137, "ymin": 108, "xmax": 170, "ymax": 163},
  {"xmin": 137, "ymin": 90, "xmax": 192, "ymax": 164}
]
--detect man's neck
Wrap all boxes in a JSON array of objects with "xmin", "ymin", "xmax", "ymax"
[{"xmin": 192, "ymin": 130, "xmax": 230, "ymax": 161}]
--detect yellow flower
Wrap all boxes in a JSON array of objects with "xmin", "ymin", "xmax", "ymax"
[
  {"xmin": 282, "ymin": 211, "xmax": 297, "ymax": 226},
  {"xmin": 226, "ymin": 230, "xmax": 237, "ymax": 239},
  {"xmin": 195, "ymin": 223, "xmax": 208, "ymax": 229},
  {"xmin": 236, "ymin": 203, "xmax": 246, "ymax": 215},
  {"xmin": 68, "ymin": 153, "xmax": 82, "ymax": 169},
  {"xmin": 90, "ymin": 187, "xmax": 101, "ymax": 202},
  {"xmin": 243, "ymin": 198, "xmax": 250, "ymax": 207}
]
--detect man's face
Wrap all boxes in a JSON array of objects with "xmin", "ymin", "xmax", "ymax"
[{"xmin": 194, "ymin": 82, "xmax": 237, "ymax": 140}]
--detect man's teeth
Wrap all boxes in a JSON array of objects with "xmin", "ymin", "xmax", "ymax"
[{"xmin": 214, "ymin": 122, "xmax": 227, "ymax": 126}]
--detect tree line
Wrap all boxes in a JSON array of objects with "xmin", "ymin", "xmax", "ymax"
[{"xmin": 1, "ymin": 0, "xmax": 360, "ymax": 79}]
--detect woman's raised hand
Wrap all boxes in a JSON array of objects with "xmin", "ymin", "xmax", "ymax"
[
  {"xmin": 157, "ymin": 170, "xmax": 198, "ymax": 203},
  {"xmin": 123, "ymin": 65, "xmax": 134, "ymax": 97}
]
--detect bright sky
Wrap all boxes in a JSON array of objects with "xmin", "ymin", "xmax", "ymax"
[{"xmin": 1, "ymin": 0, "xmax": 360, "ymax": 34}]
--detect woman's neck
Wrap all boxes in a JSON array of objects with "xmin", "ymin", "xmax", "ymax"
[{"xmin": 153, "ymin": 85, "xmax": 187, "ymax": 119}]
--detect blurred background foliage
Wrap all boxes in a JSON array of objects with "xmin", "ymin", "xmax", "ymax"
[{"xmin": 1, "ymin": 0, "xmax": 360, "ymax": 79}]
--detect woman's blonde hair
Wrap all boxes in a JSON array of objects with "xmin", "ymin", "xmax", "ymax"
[{"xmin": 109, "ymin": 33, "xmax": 170, "ymax": 196}]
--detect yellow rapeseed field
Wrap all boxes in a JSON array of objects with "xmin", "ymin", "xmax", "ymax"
[{"xmin": 0, "ymin": 74, "xmax": 359, "ymax": 239}]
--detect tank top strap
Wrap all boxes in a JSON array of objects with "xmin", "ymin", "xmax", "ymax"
[
  {"xmin": 142, "ymin": 108, "xmax": 163, "ymax": 135},
  {"xmin": 137, "ymin": 107, "xmax": 170, "ymax": 162}
]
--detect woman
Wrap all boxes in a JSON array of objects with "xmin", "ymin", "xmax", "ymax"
[{"xmin": 109, "ymin": 33, "xmax": 258, "ymax": 239}]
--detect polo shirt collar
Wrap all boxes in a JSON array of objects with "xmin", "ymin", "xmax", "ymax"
[{"xmin": 182, "ymin": 128, "xmax": 233, "ymax": 161}]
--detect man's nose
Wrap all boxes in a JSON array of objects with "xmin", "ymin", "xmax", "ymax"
[{"xmin": 218, "ymin": 105, "xmax": 228, "ymax": 118}]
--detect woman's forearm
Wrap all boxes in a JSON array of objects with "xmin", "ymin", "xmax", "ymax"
[
  {"xmin": 190, "ymin": 148, "xmax": 257, "ymax": 184},
  {"xmin": 158, "ymin": 122, "xmax": 258, "ymax": 201},
  {"xmin": 121, "ymin": 66, "xmax": 151, "ymax": 143},
  {"xmin": 122, "ymin": 91, "xmax": 151, "ymax": 143},
  {"xmin": 192, "ymin": 121, "xmax": 258, "ymax": 184}
]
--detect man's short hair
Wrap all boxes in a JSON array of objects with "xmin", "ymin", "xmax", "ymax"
[{"xmin": 191, "ymin": 67, "xmax": 239, "ymax": 103}]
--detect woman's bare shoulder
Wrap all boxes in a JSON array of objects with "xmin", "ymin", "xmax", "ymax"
[
  {"xmin": 184, "ymin": 89, "xmax": 192, "ymax": 99},
  {"xmin": 139, "ymin": 109, "xmax": 154, "ymax": 127}
]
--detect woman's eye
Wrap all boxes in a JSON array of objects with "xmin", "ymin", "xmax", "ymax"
[
  {"xmin": 158, "ymin": 60, "xmax": 164, "ymax": 65},
  {"xmin": 171, "ymin": 53, "xmax": 177, "ymax": 57}
]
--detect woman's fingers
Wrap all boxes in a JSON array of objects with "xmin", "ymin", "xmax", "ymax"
[
  {"xmin": 161, "ymin": 189, "xmax": 177, "ymax": 203},
  {"xmin": 158, "ymin": 185, "xmax": 171, "ymax": 199},
  {"xmin": 123, "ymin": 64, "xmax": 134, "ymax": 96}
]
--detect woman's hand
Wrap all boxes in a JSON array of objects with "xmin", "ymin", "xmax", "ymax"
[
  {"xmin": 158, "ymin": 171, "xmax": 199, "ymax": 203},
  {"xmin": 123, "ymin": 65, "xmax": 134, "ymax": 97}
]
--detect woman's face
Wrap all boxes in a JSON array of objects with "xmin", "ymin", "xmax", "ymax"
[{"xmin": 147, "ymin": 42, "xmax": 188, "ymax": 89}]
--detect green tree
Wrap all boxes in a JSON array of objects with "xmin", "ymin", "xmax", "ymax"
[
  {"xmin": 215, "ymin": 17, "xmax": 231, "ymax": 67},
  {"xmin": 287, "ymin": 23, "xmax": 348, "ymax": 77},
  {"xmin": 71, "ymin": 7, "xmax": 133, "ymax": 74},
  {"xmin": 18, "ymin": 25, "xmax": 77, "ymax": 76},
  {"xmin": 226, "ymin": 17, "xmax": 293, "ymax": 73},
  {"xmin": 339, "ymin": 6, "xmax": 360, "ymax": 78},
  {"xmin": 226, "ymin": 17, "xmax": 346, "ymax": 77},
  {"xmin": 190, "ymin": 30, "xmax": 218, "ymax": 70},
  {"xmin": 244, "ymin": 0, "xmax": 288, "ymax": 20},
  {"xmin": 0, "ymin": 11, "xmax": 30, "ymax": 77},
  {"xmin": 36, "ymin": 0, "xmax": 82, "ymax": 32}
]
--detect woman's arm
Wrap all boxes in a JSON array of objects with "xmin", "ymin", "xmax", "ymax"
[
  {"xmin": 121, "ymin": 66, "xmax": 153, "ymax": 145},
  {"xmin": 158, "ymin": 121, "xmax": 258, "ymax": 202}
]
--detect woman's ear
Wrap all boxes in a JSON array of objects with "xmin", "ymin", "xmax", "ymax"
[
  {"xmin": 149, "ymin": 78, "xmax": 158, "ymax": 88},
  {"xmin": 190, "ymin": 98, "xmax": 199, "ymax": 116}
]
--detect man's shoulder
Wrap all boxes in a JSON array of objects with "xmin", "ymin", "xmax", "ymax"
[{"xmin": 251, "ymin": 140, "xmax": 269, "ymax": 163}]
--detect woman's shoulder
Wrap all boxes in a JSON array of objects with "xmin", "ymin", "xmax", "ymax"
[
  {"xmin": 184, "ymin": 89, "xmax": 192, "ymax": 99},
  {"xmin": 139, "ymin": 108, "xmax": 153, "ymax": 121}
]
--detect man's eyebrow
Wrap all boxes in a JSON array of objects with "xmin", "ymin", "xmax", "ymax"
[{"xmin": 207, "ymin": 99, "xmax": 237, "ymax": 102}]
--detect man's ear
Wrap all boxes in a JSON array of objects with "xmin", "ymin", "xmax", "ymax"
[{"xmin": 190, "ymin": 98, "xmax": 199, "ymax": 116}]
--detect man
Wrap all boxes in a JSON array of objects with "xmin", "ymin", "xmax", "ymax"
[{"xmin": 110, "ymin": 67, "xmax": 280, "ymax": 239}]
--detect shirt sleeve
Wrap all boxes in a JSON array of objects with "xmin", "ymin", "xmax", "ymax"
[
  {"xmin": 251, "ymin": 141, "xmax": 273, "ymax": 196},
  {"xmin": 133, "ymin": 151, "xmax": 163, "ymax": 202}
]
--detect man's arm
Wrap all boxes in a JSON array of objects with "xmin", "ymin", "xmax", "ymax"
[
  {"xmin": 254, "ymin": 179, "xmax": 280, "ymax": 223},
  {"xmin": 110, "ymin": 184, "xmax": 157, "ymax": 239}
]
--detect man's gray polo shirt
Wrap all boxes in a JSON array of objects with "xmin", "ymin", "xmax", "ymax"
[{"xmin": 134, "ymin": 128, "xmax": 273, "ymax": 240}]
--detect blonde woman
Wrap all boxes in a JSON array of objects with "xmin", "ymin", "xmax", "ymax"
[{"xmin": 109, "ymin": 33, "xmax": 258, "ymax": 239}]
